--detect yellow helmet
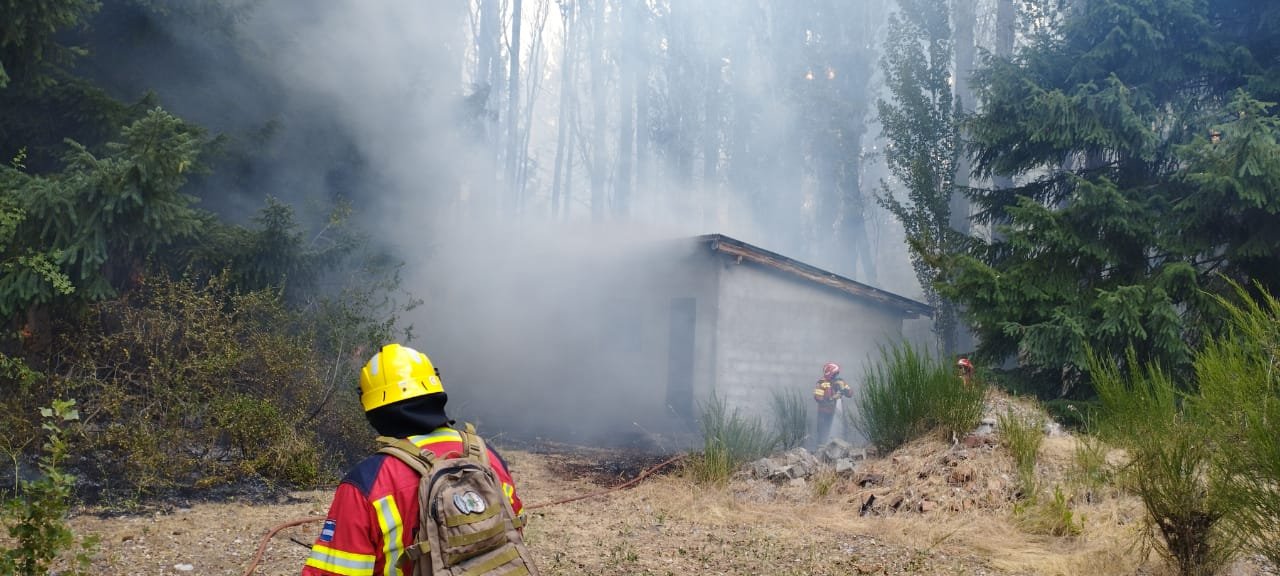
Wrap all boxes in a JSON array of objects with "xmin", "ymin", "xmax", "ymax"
[{"xmin": 359, "ymin": 344, "xmax": 445, "ymax": 412}]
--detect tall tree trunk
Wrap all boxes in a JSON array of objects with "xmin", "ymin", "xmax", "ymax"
[
  {"xmin": 474, "ymin": 0, "xmax": 504, "ymax": 216},
  {"xmin": 950, "ymin": 0, "xmax": 975, "ymax": 237},
  {"xmin": 505, "ymin": 0, "xmax": 524, "ymax": 217},
  {"xmin": 564, "ymin": 100, "xmax": 577, "ymax": 221},
  {"xmin": 550, "ymin": 1, "xmax": 576, "ymax": 220},
  {"xmin": 701, "ymin": 57, "xmax": 720, "ymax": 228},
  {"xmin": 613, "ymin": 0, "xmax": 635, "ymax": 218},
  {"xmin": 727, "ymin": 10, "xmax": 752, "ymax": 232},
  {"xmin": 991, "ymin": 0, "xmax": 1015, "ymax": 200},
  {"xmin": 517, "ymin": 0, "xmax": 550, "ymax": 212},
  {"xmin": 588, "ymin": 0, "xmax": 609, "ymax": 221},
  {"xmin": 633, "ymin": 35, "xmax": 650, "ymax": 216}
]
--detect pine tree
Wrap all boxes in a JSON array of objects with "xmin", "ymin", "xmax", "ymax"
[{"xmin": 944, "ymin": 0, "xmax": 1280, "ymax": 395}]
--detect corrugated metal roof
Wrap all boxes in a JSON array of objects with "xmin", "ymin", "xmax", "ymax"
[{"xmin": 699, "ymin": 234, "xmax": 933, "ymax": 318}]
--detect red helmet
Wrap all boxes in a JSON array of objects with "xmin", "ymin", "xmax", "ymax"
[
  {"xmin": 957, "ymin": 358, "xmax": 973, "ymax": 372},
  {"xmin": 823, "ymin": 362, "xmax": 840, "ymax": 380}
]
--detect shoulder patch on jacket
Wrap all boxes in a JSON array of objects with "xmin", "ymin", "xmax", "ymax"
[{"xmin": 341, "ymin": 453, "xmax": 388, "ymax": 495}]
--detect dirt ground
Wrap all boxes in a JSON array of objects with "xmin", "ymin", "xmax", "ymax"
[
  {"xmin": 59, "ymin": 400, "xmax": 1280, "ymax": 576},
  {"xmin": 67, "ymin": 447, "xmax": 1005, "ymax": 576}
]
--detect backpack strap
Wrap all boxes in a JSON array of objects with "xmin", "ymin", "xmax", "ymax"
[
  {"xmin": 375, "ymin": 436, "xmax": 436, "ymax": 477},
  {"xmin": 458, "ymin": 422, "xmax": 487, "ymax": 464},
  {"xmin": 375, "ymin": 437, "xmax": 437, "ymax": 569}
]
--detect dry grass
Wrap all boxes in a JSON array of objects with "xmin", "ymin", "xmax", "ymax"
[{"xmin": 51, "ymin": 392, "xmax": 1279, "ymax": 575}]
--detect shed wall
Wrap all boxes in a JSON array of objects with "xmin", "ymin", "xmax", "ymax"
[{"xmin": 710, "ymin": 257, "xmax": 906, "ymax": 443}]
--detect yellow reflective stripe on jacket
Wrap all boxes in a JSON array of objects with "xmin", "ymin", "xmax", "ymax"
[
  {"xmin": 373, "ymin": 495, "xmax": 405, "ymax": 576},
  {"xmin": 408, "ymin": 428, "xmax": 463, "ymax": 448},
  {"xmin": 305, "ymin": 544, "xmax": 376, "ymax": 576}
]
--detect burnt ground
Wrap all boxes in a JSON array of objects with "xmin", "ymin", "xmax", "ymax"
[{"xmin": 516, "ymin": 440, "xmax": 681, "ymax": 487}]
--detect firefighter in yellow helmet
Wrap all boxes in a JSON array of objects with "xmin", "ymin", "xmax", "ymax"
[{"xmin": 302, "ymin": 344, "xmax": 527, "ymax": 576}]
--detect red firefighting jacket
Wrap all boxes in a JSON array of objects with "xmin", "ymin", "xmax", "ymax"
[
  {"xmin": 302, "ymin": 426, "xmax": 525, "ymax": 576},
  {"xmin": 813, "ymin": 378, "xmax": 852, "ymax": 414}
]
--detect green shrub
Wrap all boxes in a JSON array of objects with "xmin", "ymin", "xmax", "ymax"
[
  {"xmin": 1090, "ymin": 348, "xmax": 1240, "ymax": 576},
  {"xmin": 998, "ymin": 409, "xmax": 1044, "ymax": 498},
  {"xmin": 1192, "ymin": 284, "xmax": 1280, "ymax": 566},
  {"xmin": 1, "ymin": 399, "xmax": 98, "ymax": 576},
  {"xmin": 848, "ymin": 340, "xmax": 985, "ymax": 452},
  {"xmin": 1014, "ymin": 485, "xmax": 1084, "ymax": 537},
  {"xmin": 688, "ymin": 394, "xmax": 776, "ymax": 485},
  {"xmin": 8, "ymin": 272, "xmax": 376, "ymax": 500},
  {"xmin": 768, "ymin": 387, "xmax": 809, "ymax": 451},
  {"xmin": 1072, "ymin": 435, "xmax": 1112, "ymax": 503}
]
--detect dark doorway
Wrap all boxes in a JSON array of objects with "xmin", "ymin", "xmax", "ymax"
[{"xmin": 666, "ymin": 297, "xmax": 696, "ymax": 418}]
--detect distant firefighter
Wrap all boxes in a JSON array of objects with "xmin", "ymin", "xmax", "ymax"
[
  {"xmin": 957, "ymin": 357, "xmax": 975, "ymax": 386},
  {"xmin": 812, "ymin": 362, "xmax": 853, "ymax": 448}
]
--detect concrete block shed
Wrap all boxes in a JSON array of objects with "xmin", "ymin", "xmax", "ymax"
[{"xmin": 421, "ymin": 232, "xmax": 931, "ymax": 451}]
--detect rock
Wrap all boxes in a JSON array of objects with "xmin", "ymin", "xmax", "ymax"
[
  {"xmin": 948, "ymin": 465, "xmax": 974, "ymax": 485},
  {"xmin": 788, "ymin": 477, "xmax": 807, "ymax": 488},
  {"xmin": 751, "ymin": 457, "xmax": 785, "ymax": 479},
  {"xmin": 820, "ymin": 438, "xmax": 854, "ymax": 462},
  {"xmin": 854, "ymin": 472, "xmax": 885, "ymax": 487},
  {"xmin": 785, "ymin": 447, "xmax": 818, "ymax": 469},
  {"xmin": 1043, "ymin": 421, "xmax": 1065, "ymax": 437},
  {"xmin": 887, "ymin": 494, "xmax": 905, "ymax": 511},
  {"xmin": 174, "ymin": 564, "xmax": 194, "ymax": 572},
  {"xmin": 835, "ymin": 459, "xmax": 857, "ymax": 475},
  {"xmin": 919, "ymin": 500, "xmax": 937, "ymax": 513},
  {"xmin": 787, "ymin": 463, "xmax": 809, "ymax": 479}
]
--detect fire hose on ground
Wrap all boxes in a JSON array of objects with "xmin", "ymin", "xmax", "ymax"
[{"xmin": 240, "ymin": 453, "xmax": 687, "ymax": 576}]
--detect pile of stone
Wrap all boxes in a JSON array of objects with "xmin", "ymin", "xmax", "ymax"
[{"xmin": 745, "ymin": 439, "xmax": 873, "ymax": 483}]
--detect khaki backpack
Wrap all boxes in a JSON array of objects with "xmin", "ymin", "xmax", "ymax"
[{"xmin": 376, "ymin": 423, "xmax": 540, "ymax": 576}]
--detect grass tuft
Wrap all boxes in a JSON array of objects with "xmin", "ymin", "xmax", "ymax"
[{"xmin": 848, "ymin": 340, "xmax": 985, "ymax": 452}]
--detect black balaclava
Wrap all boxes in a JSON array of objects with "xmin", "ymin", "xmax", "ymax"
[{"xmin": 365, "ymin": 392, "xmax": 453, "ymax": 438}]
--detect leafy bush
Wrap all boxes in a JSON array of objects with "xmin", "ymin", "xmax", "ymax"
[
  {"xmin": 1, "ymin": 399, "xmax": 98, "ymax": 576},
  {"xmin": 998, "ymin": 409, "xmax": 1044, "ymax": 498},
  {"xmin": 1192, "ymin": 284, "xmax": 1280, "ymax": 566},
  {"xmin": 848, "ymin": 340, "xmax": 985, "ymax": 452},
  {"xmin": 687, "ymin": 394, "xmax": 776, "ymax": 485},
  {"xmin": 1090, "ymin": 348, "xmax": 1240, "ymax": 576},
  {"xmin": 768, "ymin": 387, "xmax": 809, "ymax": 451},
  {"xmin": 1, "ymin": 272, "xmax": 378, "ymax": 501}
]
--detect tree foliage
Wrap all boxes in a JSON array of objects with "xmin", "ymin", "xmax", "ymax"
[
  {"xmin": 0, "ymin": 0, "xmax": 100, "ymax": 88},
  {"xmin": 944, "ymin": 0, "xmax": 1280, "ymax": 395},
  {"xmin": 877, "ymin": 0, "xmax": 963, "ymax": 353},
  {"xmin": 0, "ymin": 108, "xmax": 203, "ymax": 316}
]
